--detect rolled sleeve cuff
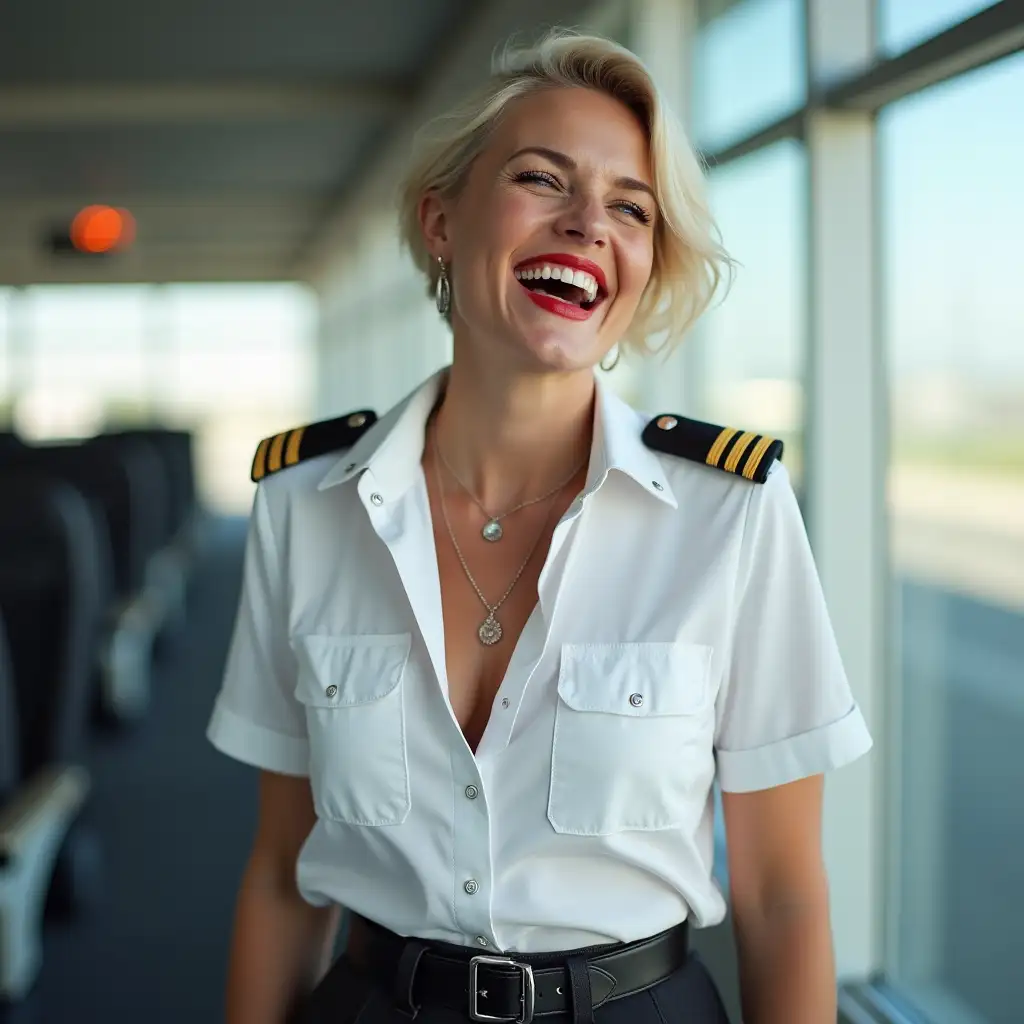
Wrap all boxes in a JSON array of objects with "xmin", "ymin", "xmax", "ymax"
[
  {"xmin": 206, "ymin": 696, "xmax": 310, "ymax": 777},
  {"xmin": 716, "ymin": 704, "xmax": 873, "ymax": 793}
]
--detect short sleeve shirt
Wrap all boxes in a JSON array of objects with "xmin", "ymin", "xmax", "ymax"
[{"xmin": 207, "ymin": 369, "xmax": 872, "ymax": 953}]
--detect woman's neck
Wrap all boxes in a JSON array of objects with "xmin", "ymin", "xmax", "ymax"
[{"xmin": 430, "ymin": 357, "xmax": 596, "ymax": 511}]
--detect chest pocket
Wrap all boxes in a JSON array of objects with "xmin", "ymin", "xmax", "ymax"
[
  {"xmin": 292, "ymin": 634, "xmax": 412, "ymax": 826},
  {"xmin": 548, "ymin": 642, "xmax": 713, "ymax": 836}
]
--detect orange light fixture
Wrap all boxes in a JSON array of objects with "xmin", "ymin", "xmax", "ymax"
[{"xmin": 70, "ymin": 205, "xmax": 136, "ymax": 254}]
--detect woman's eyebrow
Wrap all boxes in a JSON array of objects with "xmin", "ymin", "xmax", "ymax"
[{"xmin": 506, "ymin": 146, "xmax": 655, "ymax": 198}]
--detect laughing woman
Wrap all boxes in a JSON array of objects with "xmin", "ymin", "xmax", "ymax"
[{"xmin": 208, "ymin": 29, "xmax": 872, "ymax": 1024}]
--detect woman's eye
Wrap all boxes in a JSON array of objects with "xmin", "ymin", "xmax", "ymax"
[
  {"xmin": 514, "ymin": 169, "xmax": 560, "ymax": 189},
  {"xmin": 614, "ymin": 201, "xmax": 652, "ymax": 225}
]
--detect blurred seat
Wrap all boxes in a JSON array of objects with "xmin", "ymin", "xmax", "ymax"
[
  {"xmin": 89, "ymin": 428, "xmax": 201, "ymax": 642},
  {"xmin": 0, "ymin": 478, "xmax": 95, "ymax": 1003},
  {"xmin": 0, "ymin": 439, "xmax": 169, "ymax": 721}
]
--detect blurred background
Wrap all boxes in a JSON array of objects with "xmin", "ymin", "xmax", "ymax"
[{"xmin": 0, "ymin": 0, "xmax": 1021, "ymax": 1022}]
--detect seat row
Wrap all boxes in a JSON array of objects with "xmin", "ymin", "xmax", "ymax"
[{"xmin": 0, "ymin": 427, "xmax": 201, "ymax": 1005}]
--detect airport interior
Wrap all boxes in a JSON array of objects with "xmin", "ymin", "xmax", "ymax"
[{"xmin": 0, "ymin": 0, "xmax": 1022, "ymax": 1021}]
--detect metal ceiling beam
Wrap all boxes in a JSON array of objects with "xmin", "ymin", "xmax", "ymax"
[
  {"xmin": 820, "ymin": 0, "xmax": 1024, "ymax": 112},
  {"xmin": 0, "ymin": 81, "xmax": 410, "ymax": 126}
]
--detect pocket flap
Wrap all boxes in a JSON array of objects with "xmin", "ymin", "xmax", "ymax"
[
  {"xmin": 292, "ymin": 633, "xmax": 411, "ymax": 708},
  {"xmin": 557, "ymin": 642, "xmax": 712, "ymax": 716}
]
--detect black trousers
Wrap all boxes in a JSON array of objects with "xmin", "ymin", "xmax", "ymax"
[{"xmin": 296, "ymin": 941, "xmax": 732, "ymax": 1024}]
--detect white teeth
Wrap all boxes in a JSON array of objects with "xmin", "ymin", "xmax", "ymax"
[{"xmin": 515, "ymin": 263, "xmax": 601, "ymax": 301}]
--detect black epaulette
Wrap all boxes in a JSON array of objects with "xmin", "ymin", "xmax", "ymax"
[
  {"xmin": 642, "ymin": 414, "xmax": 783, "ymax": 484},
  {"xmin": 250, "ymin": 410, "xmax": 377, "ymax": 482}
]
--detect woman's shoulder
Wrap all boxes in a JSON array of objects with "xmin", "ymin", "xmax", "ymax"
[
  {"xmin": 640, "ymin": 410, "xmax": 785, "ymax": 488},
  {"xmin": 249, "ymin": 408, "xmax": 378, "ymax": 485}
]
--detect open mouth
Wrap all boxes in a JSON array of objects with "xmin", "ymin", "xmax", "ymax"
[{"xmin": 514, "ymin": 261, "xmax": 607, "ymax": 314}]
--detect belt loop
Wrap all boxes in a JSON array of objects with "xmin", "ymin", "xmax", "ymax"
[
  {"xmin": 566, "ymin": 955, "xmax": 595, "ymax": 1024},
  {"xmin": 393, "ymin": 939, "xmax": 429, "ymax": 1019}
]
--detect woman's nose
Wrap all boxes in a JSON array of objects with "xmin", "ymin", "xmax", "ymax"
[{"xmin": 554, "ymin": 196, "xmax": 609, "ymax": 248}]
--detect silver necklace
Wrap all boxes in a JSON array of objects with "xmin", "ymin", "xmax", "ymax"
[
  {"xmin": 431, "ymin": 429, "xmax": 562, "ymax": 646},
  {"xmin": 435, "ymin": 435, "xmax": 586, "ymax": 542}
]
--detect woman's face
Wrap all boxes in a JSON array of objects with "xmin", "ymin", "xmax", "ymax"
[{"xmin": 424, "ymin": 86, "xmax": 657, "ymax": 374}]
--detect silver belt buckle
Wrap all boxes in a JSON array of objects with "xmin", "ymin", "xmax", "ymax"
[{"xmin": 468, "ymin": 955, "xmax": 536, "ymax": 1024}]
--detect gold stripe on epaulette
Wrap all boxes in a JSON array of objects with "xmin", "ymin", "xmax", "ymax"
[
  {"xmin": 252, "ymin": 437, "xmax": 270, "ymax": 481},
  {"xmin": 742, "ymin": 434, "xmax": 775, "ymax": 480},
  {"xmin": 707, "ymin": 427, "xmax": 738, "ymax": 468},
  {"xmin": 267, "ymin": 431, "xmax": 286, "ymax": 474},
  {"xmin": 724, "ymin": 431, "xmax": 757, "ymax": 474},
  {"xmin": 284, "ymin": 426, "xmax": 305, "ymax": 467}
]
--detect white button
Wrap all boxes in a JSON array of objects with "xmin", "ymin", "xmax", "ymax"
[
  {"xmin": 325, "ymin": 685, "xmax": 338, "ymax": 699},
  {"xmin": 465, "ymin": 785, "xmax": 479, "ymax": 800},
  {"xmin": 476, "ymin": 936, "xmax": 489, "ymax": 946},
  {"xmin": 370, "ymin": 492, "xmax": 384, "ymax": 506},
  {"xmin": 629, "ymin": 693, "xmax": 644, "ymax": 707},
  {"xmin": 501, "ymin": 697, "xmax": 510, "ymax": 709},
  {"xmin": 464, "ymin": 879, "xmax": 479, "ymax": 895},
  {"xmin": 651, "ymin": 480, "xmax": 664, "ymax": 491},
  {"xmin": 657, "ymin": 416, "xmax": 678, "ymax": 430}
]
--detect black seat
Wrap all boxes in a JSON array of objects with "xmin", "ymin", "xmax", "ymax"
[
  {"xmin": 88, "ymin": 430, "xmax": 195, "ymax": 644},
  {"xmin": 0, "ymin": 441, "xmax": 165, "ymax": 721},
  {"xmin": 0, "ymin": 476, "xmax": 96, "ymax": 1003}
]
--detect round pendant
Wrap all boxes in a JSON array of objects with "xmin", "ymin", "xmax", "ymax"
[
  {"xmin": 478, "ymin": 616, "xmax": 503, "ymax": 646},
  {"xmin": 481, "ymin": 519, "xmax": 503, "ymax": 542}
]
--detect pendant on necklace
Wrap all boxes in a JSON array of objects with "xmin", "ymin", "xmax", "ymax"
[
  {"xmin": 481, "ymin": 519, "xmax": 503, "ymax": 542},
  {"xmin": 478, "ymin": 615, "xmax": 503, "ymax": 646}
]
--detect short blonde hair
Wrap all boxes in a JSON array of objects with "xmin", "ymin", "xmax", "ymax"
[{"xmin": 398, "ymin": 29, "xmax": 732, "ymax": 353}]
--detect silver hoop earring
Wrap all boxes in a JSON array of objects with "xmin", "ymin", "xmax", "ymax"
[
  {"xmin": 435, "ymin": 257, "xmax": 451, "ymax": 317},
  {"xmin": 600, "ymin": 346, "xmax": 620, "ymax": 372}
]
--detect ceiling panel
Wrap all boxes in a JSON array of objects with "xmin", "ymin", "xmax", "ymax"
[
  {"xmin": 0, "ymin": 0, "xmax": 475, "ymax": 282},
  {"xmin": 0, "ymin": 113, "xmax": 387, "ymax": 196},
  {"xmin": 0, "ymin": 0, "xmax": 470, "ymax": 83}
]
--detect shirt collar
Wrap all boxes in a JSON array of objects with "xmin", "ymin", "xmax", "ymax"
[
  {"xmin": 317, "ymin": 366, "xmax": 677, "ymax": 509},
  {"xmin": 587, "ymin": 373, "xmax": 677, "ymax": 508}
]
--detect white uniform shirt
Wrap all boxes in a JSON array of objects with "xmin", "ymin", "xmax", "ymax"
[{"xmin": 207, "ymin": 368, "xmax": 872, "ymax": 953}]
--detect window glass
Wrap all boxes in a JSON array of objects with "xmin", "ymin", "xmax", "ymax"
[
  {"xmin": 881, "ymin": 53, "xmax": 1024, "ymax": 1024},
  {"xmin": 695, "ymin": 139, "xmax": 807, "ymax": 488},
  {"xmin": 693, "ymin": 0, "xmax": 804, "ymax": 152},
  {"xmin": 879, "ymin": 0, "xmax": 999, "ymax": 55},
  {"xmin": 17, "ymin": 286, "xmax": 150, "ymax": 439}
]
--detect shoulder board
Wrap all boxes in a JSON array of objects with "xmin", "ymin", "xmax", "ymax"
[
  {"xmin": 642, "ymin": 414, "xmax": 782, "ymax": 484},
  {"xmin": 251, "ymin": 409, "xmax": 377, "ymax": 482}
]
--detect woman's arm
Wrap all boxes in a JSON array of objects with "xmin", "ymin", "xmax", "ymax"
[
  {"xmin": 225, "ymin": 771, "xmax": 341, "ymax": 1024},
  {"xmin": 721, "ymin": 774, "xmax": 836, "ymax": 1024}
]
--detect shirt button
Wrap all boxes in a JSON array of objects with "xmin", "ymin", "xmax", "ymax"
[
  {"xmin": 501, "ymin": 697, "xmax": 510, "ymax": 709},
  {"xmin": 464, "ymin": 879, "xmax": 479, "ymax": 895},
  {"xmin": 651, "ymin": 480, "xmax": 664, "ymax": 491},
  {"xmin": 476, "ymin": 936, "xmax": 489, "ymax": 946},
  {"xmin": 370, "ymin": 492, "xmax": 384, "ymax": 506},
  {"xmin": 326, "ymin": 685, "xmax": 338, "ymax": 699},
  {"xmin": 629, "ymin": 693, "xmax": 644, "ymax": 707},
  {"xmin": 464, "ymin": 785, "xmax": 479, "ymax": 800}
]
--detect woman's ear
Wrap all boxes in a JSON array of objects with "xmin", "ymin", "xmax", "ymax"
[{"xmin": 418, "ymin": 190, "xmax": 451, "ymax": 260}]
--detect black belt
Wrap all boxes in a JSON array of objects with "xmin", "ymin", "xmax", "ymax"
[{"xmin": 347, "ymin": 915, "xmax": 690, "ymax": 1024}]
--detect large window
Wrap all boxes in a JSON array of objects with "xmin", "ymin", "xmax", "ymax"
[
  {"xmin": 693, "ymin": 0, "xmax": 804, "ymax": 152},
  {"xmin": 0, "ymin": 284, "xmax": 315, "ymax": 514},
  {"xmin": 881, "ymin": 52, "xmax": 1024, "ymax": 1024},
  {"xmin": 878, "ymin": 0, "xmax": 1000, "ymax": 55},
  {"xmin": 695, "ymin": 139, "xmax": 807, "ymax": 486}
]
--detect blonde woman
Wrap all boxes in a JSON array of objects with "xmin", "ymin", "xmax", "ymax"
[{"xmin": 208, "ymin": 29, "xmax": 872, "ymax": 1024}]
